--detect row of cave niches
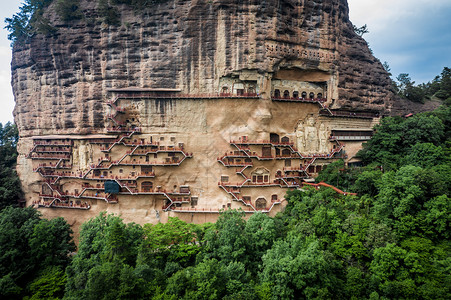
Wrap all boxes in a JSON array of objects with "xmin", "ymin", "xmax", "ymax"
[
  {"xmin": 27, "ymin": 130, "xmax": 346, "ymax": 213},
  {"xmin": 272, "ymin": 89, "xmax": 324, "ymax": 100}
]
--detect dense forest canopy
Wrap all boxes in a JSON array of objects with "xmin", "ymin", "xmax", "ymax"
[
  {"xmin": 0, "ymin": 122, "xmax": 22, "ymax": 209},
  {"xmin": 0, "ymin": 100, "xmax": 450, "ymax": 299},
  {"xmin": 380, "ymin": 62, "xmax": 451, "ymax": 104},
  {"xmin": 0, "ymin": 207, "xmax": 75, "ymax": 299}
]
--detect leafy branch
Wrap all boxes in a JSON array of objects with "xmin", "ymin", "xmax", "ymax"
[{"xmin": 4, "ymin": 0, "xmax": 55, "ymax": 45}]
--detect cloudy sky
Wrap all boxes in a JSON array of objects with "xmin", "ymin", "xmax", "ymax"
[
  {"xmin": 348, "ymin": 0, "xmax": 451, "ymax": 83},
  {"xmin": 0, "ymin": 0, "xmax": 450, "ymax": 124}
]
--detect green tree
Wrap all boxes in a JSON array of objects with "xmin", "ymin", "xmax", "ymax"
[
  {"xmin": 415, "ymin": 164, "xmax": 451, "ymax": 199},
  {"xmin": 139, "ymin": 217, "xmax": 203, "ymax": 270},
  {"xmin": 200, "ymin": 209, "xmax": 249, "ymax": 265},
  {"xmin": 282, "ymin": 188, "xmax": 352, "ymax": 246},
  {"xmin": 357, "ymin": 113, "xmax": 445, "ymax": 169},
  {"xmin": 0, "ymin": 273, "xmax": 21, "ymax": 298},
  {"xmin": 65, "ymin": 212, "xmax": 144, "ymax": 299},
  {"xmin": 400, "ymin": 114, "xmax": 444, "ymax": 147},
  {"xmin": 84, "ymin": 262, "xmax": 156, "ymax": 299},
  {"xmin": 401, "ymin": 143, "xmax": 444, "ymax": 168},
  {"xmin": 28, "ymin": 266, "xmax": 67, "ymax": 300},
  {"xmin": 353, "ymin": 166, "xmax": 382, "ymax": 196},
  {"xmin": 0, "ymin": 207, "xmax": 41, "ymax": 292},
  {"xmin": 370, "ymin": 240, "xmax": 450, "ymax": 299},
  {"xmin": 423, "ymin": 195, "xmax": 450, "ymax": 240},
  {"xmin": 436, "ymin": 67, "xmax": 451, "ymax": 100},
  {"xmin": 164, "ymin": 258, "xmax": 229, "ymax": 300},
  {"xmin": 331, "ymin": 215, "xmax": 370, "ymax": 263},
  {"xmin": 0, "ymin": 122, "xmax": 22, "ymax": 209},
  {"xmin": 4, "ymin": 0, "xmax": 54, "ymax": 44},
  {"xmin": 0, "ymin": 207, "xmax": 74, "ymax": 299},
  {"xmin": 357, "ymin": 116, "xmax": 404, "ymax": 169},
  {"xmin": 382, "ymin": 61, "xmax": 392, "ymax": 76},
  {"xmin": 373, "ymin": 166, "xmax": 423, "ymax": 220},
  {"xmin": 395, "ymin": 73, "xmax": 425, "ymax": 102},
  {"xmin": 345, "ymin": 266, "xmax": 368, "ymax": 299},
  {"xmin": 29, "ymin": 217, "xmax": 75, "ymax": 268},
  {"xmin": 185, "ymin": 258, "xmax": 227, "ymax": 299},
  {"xmin": 260, "ymin": 236, "xmax": 343, "ymax": 299},
  {"xmin": 315, "ymin": 159, "xmax": 352, "ymax": 190},
  {"xmin": 370, "ymin": 243, "xmax": 413, "ymax": 298},
  {"xmin": 427, "ymin": 75, "xmax": 442, "ymax": 96},
  {"xmin": 244, "ymin": 212, "xmax": 278, "ymax": 272}
]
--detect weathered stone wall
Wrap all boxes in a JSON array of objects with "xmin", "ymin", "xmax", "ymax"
[{"xmin": 12, "ymin": 0, "xmax": 393, "ymax": 137}]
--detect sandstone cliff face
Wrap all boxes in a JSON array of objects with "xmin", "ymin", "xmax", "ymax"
[
  {"xmin": 12, "ymin": 0, "xmax": 393, "ymax": 237},
  {"xmin": 12, "ymin": 0, "xmax": 393, "ymax": 137}
]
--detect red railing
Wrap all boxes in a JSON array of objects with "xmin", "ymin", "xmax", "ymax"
[
  {"xmin": 29, "ymin": 153, "xmax": 71, "ymax": 159},
  {"xmin": 271, "ymin": 97, "xmax": 327, "ymax": 103},
  {"xmin": 106, "ymin": 127, "xmax": 141, "ymax": 133},
  {"xmin": 301, "ymin": 182, "xmax": 357, "ymax": 196},
  {"xmin": 115, "ymin": 92, "xmax": 259, "ymax": 99},
  {"xmin": 320, "ymin": 110, "xmax": 380, "ymax": 119},
  {"xmin": 34, "ymin": 146, "xmax": 71, "ymax": 153},
  {"xmin": 230, "ymin": 138, "xmax": 294, "ymax": 146},
  {"xmin": 33, "ymin": 140, "xmax": 72, "ymax": 146}
]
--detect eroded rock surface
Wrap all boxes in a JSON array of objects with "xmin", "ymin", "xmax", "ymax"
[
  {"xmin": 12, "ymin": 0, "xmax": 394, "ymax": 237},
  {"xmin": 12, "ymin": 0, "xmax": 393, "ymax": 137}
]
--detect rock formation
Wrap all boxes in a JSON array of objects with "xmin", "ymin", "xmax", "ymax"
[
  {"xmin": 12, "ymin": 0, "xmax": 393, "ymax": 136},
  {"xmin": 11, "ymin": 0, "xmax": 393, "ymax": 236}
]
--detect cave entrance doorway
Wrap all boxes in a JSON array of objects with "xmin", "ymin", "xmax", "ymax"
[
  {"xmin": 270, "ymin": 133, "xmax": 280, "ymax": 144},
  {"xmin": 221, "ymin": 86, "xmax": 229, "ymax": 95},
  {"xmin": 283, "ymin": 90, "xmax": 290, "ymax": 98},
  {"xmin": 256, "ymin": 198, "xmax": 267, "ymax": 210},
  {"xmin": 142, "ymin": 181, "xmax": 153, "ymax": 192}
]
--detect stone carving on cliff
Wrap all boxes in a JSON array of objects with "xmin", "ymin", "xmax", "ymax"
[
  {"xmin": 304, "ymin": 115, "xmax": 319, "ymax": 153},
  {"xmin": 72, "ymin": 146, "xmax": 79, "ymax": 169},
  {"xmin": 296, "ymin": 117, "xmax": 330, "ymax": 154},
  {"xmin": 319, "ymin": 123, "xmax": 329, "ymax": 153},
  {"xmin": 295, "ymin": 121, "xmax": 305, "ymax": 153},
  {"xmin": 78, "ymin": 142, "xmax": 91, "ymax": 171}
]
